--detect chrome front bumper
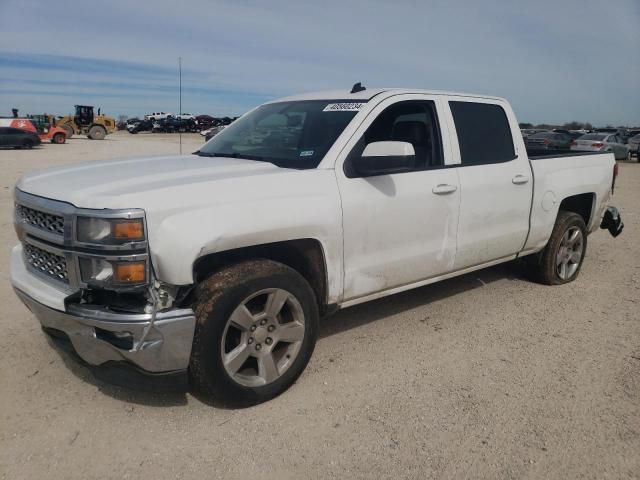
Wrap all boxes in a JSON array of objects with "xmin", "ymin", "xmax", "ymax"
[
  {"xmin": 12, "ymin": 245, "xmax": 196, "ymax": 374},
  {"xmin": 15, "ymin": 289, "xmax": 196, "ymax": 373}
]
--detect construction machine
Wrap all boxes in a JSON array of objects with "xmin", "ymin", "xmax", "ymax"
[
  {"xmin": 27, "ymin": 114, "xmax": 67, "ymax": 143},
  {"xmin": 57, "ymin": 105, "xmax": 116, "ymax": 140}
]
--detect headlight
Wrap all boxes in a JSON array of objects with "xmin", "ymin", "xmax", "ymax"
[
  {"xmin": 77, "ymin": 217, "xmax": 145, "ymax": 244},
  {"xmin": 79, "ymin": 257, "xmax": 147, "ymax": 288}
]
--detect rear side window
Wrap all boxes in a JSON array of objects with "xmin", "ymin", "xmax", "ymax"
[{"xmin": 449, "ymin": 101, "xmax": 515, "ymax": 165}]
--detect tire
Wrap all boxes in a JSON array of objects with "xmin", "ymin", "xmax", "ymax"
[
  {"xmin": 88, "ymin": 125, "xmax": 107, "ymax": 140},
  {"xmin": 61, "ymin": 125, "xmax": 74, "ymax": 139},
  {"xmin": 22, "ymin": 139, "xmax": 34, "ymax": 149},
  {"xmin": 189, "ymin": 259, "xmax": 319, "ymax": 405},
  {"xmin": 52, "ymin": 133, "xmax": 65, "ymax": 144},
  {"xmin": 528, "ymin": 211, "xmax": 588, "ymax": 285}
]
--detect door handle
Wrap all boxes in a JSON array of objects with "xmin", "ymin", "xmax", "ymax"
[
  {"xmin": 432, "ymin": 184, "xmax": 458, "ymax": 194},
  {"xmin": 512, "ymin": 175, "xmax": 529, "ymax": 185}
]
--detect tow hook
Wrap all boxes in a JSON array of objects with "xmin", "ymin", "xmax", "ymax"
[{"xmin": 600, "ymin": 206, "xmax": 624, "ymax": 237}]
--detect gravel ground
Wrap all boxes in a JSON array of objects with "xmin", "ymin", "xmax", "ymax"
[{"xmin": 1, "ymin": 132, "xmax": 639, "ymax": 480}]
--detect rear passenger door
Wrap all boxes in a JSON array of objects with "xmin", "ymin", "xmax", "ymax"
[{"xmin": 444, "ymin": 98, "xmax": 533, "ymax": 269}]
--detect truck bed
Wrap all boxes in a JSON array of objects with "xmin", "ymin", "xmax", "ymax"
[{"xmin": 524, "ymin": 151, "xmax": 615, "ymax": 254}]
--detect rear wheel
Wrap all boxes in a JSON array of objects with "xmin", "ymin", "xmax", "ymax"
[
  {"xmin": 88, "ymin": 125, "xmax": 107, "ymax": 140},
  {"xmin": 189, "ymin": 259, "xmax": 319, "ymax": 405},
  {"xmin": 52, "ymin": 133, "xmax": 66, "ymax": 144},
  {"xmin": 527, "ymin": 211, "xmax": 587, "ymax": 285}
]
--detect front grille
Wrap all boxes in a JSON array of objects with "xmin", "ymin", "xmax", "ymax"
[
  {"xmin": 16, "ymin": 204, "xmax": 65, "ymax": 236},
  {"xmin": 23, "ymin": 243, "xmax": 69, "ymax": 283}
]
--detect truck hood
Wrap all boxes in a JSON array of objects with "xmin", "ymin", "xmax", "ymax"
[
  {"xmin": 17, "ymin": 154, "xmax": 291, "ymax": 210},
  {"xmin": 17, "ymin": 154, "xmax": 341, "ymax": 286}
]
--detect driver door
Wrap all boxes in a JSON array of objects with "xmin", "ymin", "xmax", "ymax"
[{"xmin": 335, "ymin": 95, "xmax": 460, "ymax": 302}]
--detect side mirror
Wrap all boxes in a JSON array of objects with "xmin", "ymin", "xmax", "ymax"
[{"xmin": 350, "ymin": 141, "xmax": 416, "ymax": 177}]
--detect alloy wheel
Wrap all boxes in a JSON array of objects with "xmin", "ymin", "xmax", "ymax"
[
  {"xmin": 556, "ymin": 226, "xmax": 584, "ymax": 280},
  {"xmin": 220, "ymin": 288, "xmax": 306, "ymax": 387}
]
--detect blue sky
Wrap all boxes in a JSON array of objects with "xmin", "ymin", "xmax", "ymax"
[{"xmin": 0, "ymin": 0, "xmax": 638, "ymax": 125}]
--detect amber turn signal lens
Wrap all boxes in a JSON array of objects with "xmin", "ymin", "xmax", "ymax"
[
  {"xmin": 112, "ymin": 220, "xmax": 144, "ymax": 240},
  {"xmin": 113, "ymin": 262, "xmax": 146, "ymax": 283}
]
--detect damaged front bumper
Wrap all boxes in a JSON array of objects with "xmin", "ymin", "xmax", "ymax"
[
  {"xmin": 600, "ymin": 206, "xmax": 624, "ymax": 237},
  {"xmin": 11, "ymin": 245, "xmax": 196, "ymax": 385}
]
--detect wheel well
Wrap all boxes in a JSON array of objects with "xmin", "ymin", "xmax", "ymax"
[
  {"xmin": 193, "ymin": 239, "xmax": 329, "ymax": 314},
  {"xmin": 558, "ymin": 193, "xmax": 595, "ymax": 226}
]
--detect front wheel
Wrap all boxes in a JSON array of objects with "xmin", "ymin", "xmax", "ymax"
[
  {"xmin": 21, "ymin": 139, "xmax": 34, "ymax": 149},
  {"xmin": 527, "ymin": 211, "xmax": 587, "ymax": 285},
  {"xmin": 189, "ymin": 259, "xmax": 319, "ymax": 405},
  {"xmin": 52, "ymin": 133, "xmax": 66, "ymax": 144},
  {"xmin": 88, "ymin": 125, "xmax": 106, "ymax": 140}
]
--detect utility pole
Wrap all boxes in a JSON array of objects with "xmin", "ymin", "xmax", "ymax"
[{"xmin": 178, "ymin": 56, "xmax": 182, "ymax": 154}]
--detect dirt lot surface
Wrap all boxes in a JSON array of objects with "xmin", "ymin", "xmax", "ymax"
[{"xmin": 1, "ymin": 132, "xmax": 639, "ymax": 479}]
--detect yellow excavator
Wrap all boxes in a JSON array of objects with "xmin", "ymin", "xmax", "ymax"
[{"xmin": 57, "ymin": 105, "xmax": 116, "ymax": 140}]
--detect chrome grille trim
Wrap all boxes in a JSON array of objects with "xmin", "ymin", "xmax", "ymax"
[
  {"xmin": 23, "ymin": 241, "xmax": 69, "ymax": 283},
  {"xmin": 16, "ymin": 204, "xmax": 65, "ymax": 236}
]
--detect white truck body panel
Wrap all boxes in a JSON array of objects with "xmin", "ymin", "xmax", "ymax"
[
  {"xmin": 17, "ymin": 156, "xmax": 345, "ymax": 303},
  {"xmin": 525, "ymin": 154, "xmax": 613, "ymax": 251},
  {"xmin": 14, "ymin": 88, "xmax": 616, "ymax": 311}
]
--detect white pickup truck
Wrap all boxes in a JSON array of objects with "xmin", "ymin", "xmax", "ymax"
[{"xmin": 11, "ymin": 86, "xmax": 623, "ymax": 404}]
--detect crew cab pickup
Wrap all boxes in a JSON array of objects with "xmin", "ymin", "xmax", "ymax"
[{"xmin": 11, "ymin": 87, "xmax": 623, "ymax": 404}]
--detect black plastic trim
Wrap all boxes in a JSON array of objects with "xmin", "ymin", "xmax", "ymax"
[{"xmin": 528, "ymin": 150, "xmax": 609, "ymax": 160}]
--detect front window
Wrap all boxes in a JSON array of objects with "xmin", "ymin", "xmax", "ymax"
[{"xmin": 197, "ymin": 100, "xmax": 363, "ymax": 168}]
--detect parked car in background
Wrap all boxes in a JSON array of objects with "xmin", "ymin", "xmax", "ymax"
[
  {"xmin": 152, "ymin": 117, "xmax": 180, "ymax": 133},
  {"xmin": 627, "ymin": 134, "xmax": 640, "ymax": 161},
  {"xmin": 525, "ymin": 131, "xmax": 572, "ymax": 151},
  {"xmin": 553, "ymin": 129, "xmax": 584, "ymax": 140},
  {"xmin": 195, "ymin": 114, "xmax": 217, "ymax": 126},
  {"xmin": 571, "ymin": 133, "xmax": 629, "ymax": 160},
  {"xmin": 145, "ymin": 112, "xmax": 173, "ymax": 121},
  {"xmin": 201, "ymin": 125, "xmax": 226, "ymax": 141},
  {"xmin": 127, "ymin": 120, "xmax": 154, "ymax": 134},
  {"xmin": 595, "ymin": 128, "xmax": 630, "ymax": 143},
  {"xmin": 177, "ymin": 118, "xmax": 199, "ymax": 132},
  {"xmin": 0, "ymin": 126, "xmax": 41, "ymax": 148},
  {"xmin": 176, "ymin": 113, "xmax": 195, "ymax": 121},
  {"xmin": 521, "ymin": 128, "xmax": 548, "ymax": 139}
]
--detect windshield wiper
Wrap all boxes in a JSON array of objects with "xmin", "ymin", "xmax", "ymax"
[
  {"xmin": 193, "ymin": 150, "xmax": 219, "ymax": 157},
  {"xmin": 195, "ymin": 151, "xmax": 269, "ymax": 162}
]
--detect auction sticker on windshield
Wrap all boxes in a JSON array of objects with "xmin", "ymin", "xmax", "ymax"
[{"xmin": 323, "ymin": 103, "xmax": 365, "ymax": 112}]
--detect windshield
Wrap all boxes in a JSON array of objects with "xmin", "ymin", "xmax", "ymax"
[
  {"xmin": 580, "ymin": 133, "xmax": 607, "ymax": 140},
  {"xmin": 197, "ymin": 100, "xmax": 363, "ymax": 168}
]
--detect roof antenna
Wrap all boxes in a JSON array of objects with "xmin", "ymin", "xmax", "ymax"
[{"xmin": 350, "ymin": 82, "xmax": 366, "ymax": 94}]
